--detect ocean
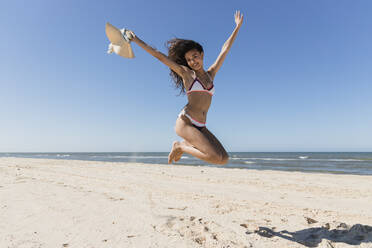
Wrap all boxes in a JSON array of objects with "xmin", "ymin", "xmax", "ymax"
[{"xmin": 1, "ymin": 152, "xmax": 371, "ymax": 175}]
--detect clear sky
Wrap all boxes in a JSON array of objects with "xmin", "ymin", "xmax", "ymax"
[{"xmin": 0, "ymin": 0, "xmax": 371, "ymax": 152}]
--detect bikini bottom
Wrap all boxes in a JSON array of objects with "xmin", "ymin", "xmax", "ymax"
[{"xmin": 178, "ymin": 109, "xmax": 206, "ymax": 131}]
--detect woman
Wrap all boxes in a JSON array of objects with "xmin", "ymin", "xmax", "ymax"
[{"xmin": 126, "ymin": 11, "xmax": 243, "ymax": 165}]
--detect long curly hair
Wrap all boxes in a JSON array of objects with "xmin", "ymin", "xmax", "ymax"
[{"xmin": 166, "ymin": 38, "xmax": 204, "ymax": 95}]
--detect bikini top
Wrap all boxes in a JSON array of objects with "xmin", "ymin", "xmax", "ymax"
[{"xmin": 186, "ymin": 70, "xmax": 215, "ymax": 96}]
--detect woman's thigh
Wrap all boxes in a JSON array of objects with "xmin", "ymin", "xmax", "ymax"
[
  {"xmin": 200, "ymin": 127, "xmax": 228, "ymax": 159},
  {"xmin": 174, "ymin": 115, "xmax": 220, "ymax": 158}
]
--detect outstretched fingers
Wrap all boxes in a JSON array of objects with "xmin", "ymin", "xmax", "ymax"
[{"xmin": 234, "ymin": 10, "xmax": 244, "ymax": 27}]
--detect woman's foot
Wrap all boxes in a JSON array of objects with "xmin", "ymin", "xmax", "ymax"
[
  {"xmin": 168, "ymin": 141, "xmax": 183, "ymax": 164},
  {"xmin": 174, "ymin": 148, "xmax": 184, "ymax": 162}
]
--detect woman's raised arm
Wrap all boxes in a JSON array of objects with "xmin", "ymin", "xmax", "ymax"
[
  {"xmin": 208, "ymin": 11, "xmax": 244, "ymax": 79},
  {"xmin": 127, "ymin": 31, "xmax": 187, "ymax": 78}
]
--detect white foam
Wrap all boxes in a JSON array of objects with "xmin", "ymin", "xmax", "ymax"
[
  {"xmin": 57, "ymin": 154, "xmax": 70, "ymax": 157},
  {"xmin": 108, "ymin": 155, "xmax": 169, "ymax": 159},
  {"xmin": 246, "ymin": 158, "xmax": 299, "ymax": 161}
]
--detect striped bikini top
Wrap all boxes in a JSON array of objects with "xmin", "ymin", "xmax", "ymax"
[{"xmin": 186, "ymin": 70, "xmax": 215, "ymax": 96}]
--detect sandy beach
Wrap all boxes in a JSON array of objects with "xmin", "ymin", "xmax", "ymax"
[{"xmin": 1, "ymin": 157, "xmax": 372, "ymax": 248}]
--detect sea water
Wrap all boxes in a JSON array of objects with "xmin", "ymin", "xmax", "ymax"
[{"xmin": 1, "ymin": 152, "xmax": 371, "ymax": 175}]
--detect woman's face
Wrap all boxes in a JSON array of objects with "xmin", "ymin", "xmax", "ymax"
[{"xmin": 185, "ymin": 49, "xmax": 204, "ymax": 70}]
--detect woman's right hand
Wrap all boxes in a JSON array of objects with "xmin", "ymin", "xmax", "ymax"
[{"xmin": 125, "ymin": 30, "xmax": 136, "ymax": 41}]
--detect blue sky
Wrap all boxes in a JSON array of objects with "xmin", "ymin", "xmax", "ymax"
[{"xmin": 0, "ymin": 0, "xmax": 371, "ymax": 152}]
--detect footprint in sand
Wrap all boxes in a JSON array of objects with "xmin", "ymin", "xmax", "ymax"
[{"xmin": 158, "ymin": 215, "xmax": 247, "ymax": 247}]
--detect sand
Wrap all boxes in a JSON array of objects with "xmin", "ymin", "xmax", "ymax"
[{"xmin": 1, "ymin": 157, "xmax": 372, "ymax": 248}]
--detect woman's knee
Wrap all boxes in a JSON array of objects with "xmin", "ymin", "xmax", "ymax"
[
  {"xmin": 208, "ymin": 152, "xmax": 229, "ymax": 165},
  {"xmin": 220, "ymin": 153, "xmax": 229, "ymax": 165},
  {"xmin": 214, "ymin": 153, "xmax": 229, "ymax": 165}
]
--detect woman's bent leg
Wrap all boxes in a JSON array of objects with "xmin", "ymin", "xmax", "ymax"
[
  {"xmin": 168, "ymin": 115, "xmax": 228, "ymax": 165},
  {"xmin": 168, "ymin": 139, "xmax": 220, "ymax": 164},
  {"xmin": 200, "ymin": 128, "xmax": 229, "ymax": 164}
]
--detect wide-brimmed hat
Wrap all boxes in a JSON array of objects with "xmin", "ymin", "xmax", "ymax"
[{"xmin": 105, "ymin": 22, "xmax": 134, "ymax": 59}]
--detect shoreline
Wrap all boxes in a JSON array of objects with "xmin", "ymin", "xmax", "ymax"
[
  {"xmin": 1, "ymin": 153, "xmax": 372, "ymax": 177},
  {"xmin": 1, "ymin": 157, "xmax": 372, "ymax": 247}
]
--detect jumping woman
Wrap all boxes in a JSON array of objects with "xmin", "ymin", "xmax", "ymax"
[{"xmin": 125, "ymin": 11, "xmax": 244, "ymax": 165}]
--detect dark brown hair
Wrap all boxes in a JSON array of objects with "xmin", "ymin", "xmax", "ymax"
[{"xmin": 166, "ymin": 38, "xmax": 204, "ymax": 95}]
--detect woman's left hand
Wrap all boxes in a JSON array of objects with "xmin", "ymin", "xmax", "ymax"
[{"xmin": 234, "ymin": 10, "xmax": 244, "ymax": 28}]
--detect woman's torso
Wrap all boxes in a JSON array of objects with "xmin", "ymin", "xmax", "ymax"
[{"xmin": 182, "ymin": 69, "xmax": 214, "ymax": 123}]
